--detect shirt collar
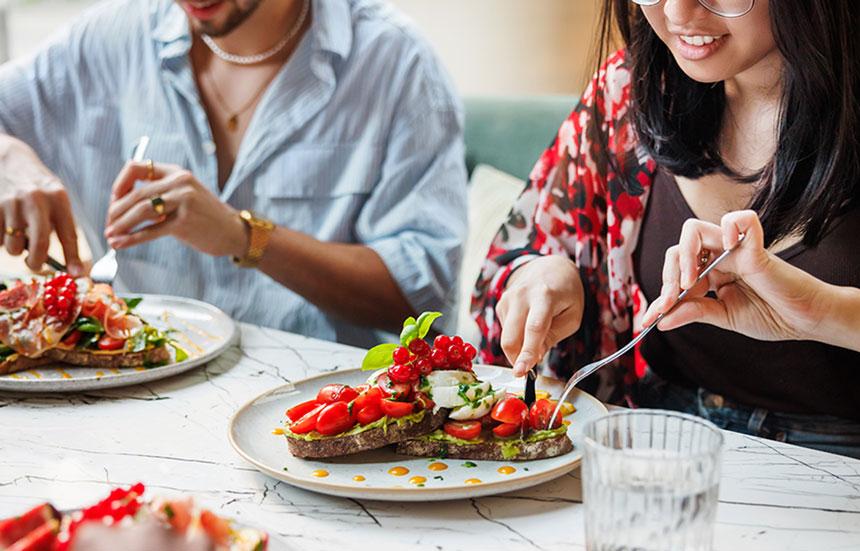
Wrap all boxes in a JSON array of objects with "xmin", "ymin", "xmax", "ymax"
[{"xmin": 151, "ymin": 0, "xmax": 354, "ymax": 63}]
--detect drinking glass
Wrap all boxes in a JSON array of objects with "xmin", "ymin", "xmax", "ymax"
[{"xmin": 582, "ymin": 410, "xmax": 724, "ymax": 551}]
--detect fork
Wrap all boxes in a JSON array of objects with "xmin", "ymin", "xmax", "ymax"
[
  {"xmin": 549, "ymin": 234, "xmax": 746, "ymax": 425},
  {"xmin": 90, "ymin": 136, "xmax": 150, "ymax": 285}
]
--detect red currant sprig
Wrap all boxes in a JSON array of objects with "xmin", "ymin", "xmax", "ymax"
[{"xmin": 43, "ymin": 273, "xmax": 77, "ymax": 321}]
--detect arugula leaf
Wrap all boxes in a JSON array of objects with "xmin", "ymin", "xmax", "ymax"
[
  {"xmin": 169, "ymin": 341, "xmax": 189, "ymax": 362},
  {"xmin": 361, "ymin": 343, "xmax": 398, "ymax": 371},
  {"xmin": 74, "ymin": 316, "xmax": 104, "ymax": 333},
  {"xmin": 416, "ymin": 311, "xmax": 442, "ymax": 339},
  {"xmin": 122, "ymin": 297, "xmax": 143, "ymax": 311}
]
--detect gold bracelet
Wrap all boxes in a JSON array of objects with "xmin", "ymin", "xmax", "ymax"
[{"xmin": 232, "ymin": 210, "xmax": 274, "ymax": 268}]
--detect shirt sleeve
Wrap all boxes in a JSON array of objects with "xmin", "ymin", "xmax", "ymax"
[
  {"xmin": 471, "ymin": 50, "xmax": 644, "ymax": 398},
  {"xmin": 357, "ymin": 47, "xmax": 468, "ymax": 316}
]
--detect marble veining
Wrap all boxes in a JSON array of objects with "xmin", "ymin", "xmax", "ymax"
[{"xmin": 1, "ymin": 323, "xmax": 858, "ymax": 551}]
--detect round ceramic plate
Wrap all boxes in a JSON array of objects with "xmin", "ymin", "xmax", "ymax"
[
  {"xmin": 0, "ymin": 294, "xmax": 237, "ymax": 392},
  {"xmin": 229, "ymin": 365, "xmax": 607, "ymax": 502}
]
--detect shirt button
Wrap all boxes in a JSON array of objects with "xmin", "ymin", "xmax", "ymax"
[{"xmin": 203, "ymin": 141, "xmax": 217, "ymax": 155}]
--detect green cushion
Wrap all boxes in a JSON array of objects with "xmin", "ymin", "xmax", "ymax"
[{"xmin": 463, "ymin": 95, "xmax": 579, "ymax": 182}]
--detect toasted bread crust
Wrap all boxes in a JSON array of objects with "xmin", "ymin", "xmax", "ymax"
[
  {"xmin": 286, "ymin": 409, "xmax": 448, "ymax": 459},
  {"xmin": 395, "ymin": 434, "xmax": 573, "ymax": 461},
  {"xmin": 0, "ymin": 345, "xmax": 171, "ymax": 375}
]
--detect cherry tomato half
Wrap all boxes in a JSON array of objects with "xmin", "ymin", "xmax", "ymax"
[
  {"xmin": 289, "ymin": 404, "xmax": 325, "ymax": 434},
  {"xmin": 376, "ymin": 373, "xmax": 412, "ymax": 401},
  {"xmin": 61, "ymin": 329, "xmax": 82, "ymax": 347},
  {"xmin": 353, "ymin": 387, "xmax": 383, "ymax": 411},
  {"xmin": 414, "ymin": 391, "xmax": 435, "ymax": 411},
  {"xmin": 491, "ymin": 395, "xmax": 528, "ymax": 425},
  {"xmin": 316, "ymin": 402, "xmax": 355, "ymax": 436},
  {"xmin": 97, "ymin": 335, "xmax": 126, "ymax": 351},
  {"xmin": 443, "ymin": 421, "xmax": 482, "ymax": 440},
  {"xmin": 356, "ymin": 404, "xmax": 385, "ymax": 425},
  {"xmin": 380, "ymin": 399, "xmax": 415, "ymax": 418},
  {"xmin": 492, "ymin": 422, "xmax": 522, "ymax": 438},
  {"xmin": 317, "ymin": 384, "xmax": 360, "ymax": 404},
  {"xmin": 286, "ymin": 399, "xmax": 321, "ymax": 422},
  {"xmin": 529, "ymin": 398, "xmax": 562, "ymax": 430}
]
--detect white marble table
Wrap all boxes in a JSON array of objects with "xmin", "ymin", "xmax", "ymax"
[{"xmin": 1, "ymin": 323, "xmax": 858, "ymax": 550}]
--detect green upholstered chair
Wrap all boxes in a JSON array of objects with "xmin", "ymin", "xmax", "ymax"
[{"xmin": 463, "ymin": 95, "xmax": 579, "ymax": 182}]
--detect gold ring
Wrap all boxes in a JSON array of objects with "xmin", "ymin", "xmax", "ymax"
[
  {"xmin": 149, "ymin": 195, "xmax": 166, "ymax": 215},
  {"xmin": 4, "ymin": 226, "xmax": 25, "ymax": 238},
  {"xmin": 146, "ymin": 159, "xmax": 155, "ymax": 181},
  {"xmin": 698, "ymin": 249, "xmax": 712, "ymax": 267}
]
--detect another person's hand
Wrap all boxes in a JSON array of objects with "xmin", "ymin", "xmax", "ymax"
[
  {"xmin": 642, "ymin": 210, "xmax": 833, "ymax": 342},
  {"xmin": 104, "ymin": 161, "xmax": 248, "ymax": 258},
  {"xmin": 497, "ymin": 255, "xmax": 584, "ymax": 377},
  {"xmin": 0, "ymin": 135, "xmax": 84, "ymax": 274}
]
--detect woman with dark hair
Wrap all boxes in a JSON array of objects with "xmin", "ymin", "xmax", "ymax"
[{"xmin": 473, "ymin": 0, "xmax": 860, "ymax": 457}]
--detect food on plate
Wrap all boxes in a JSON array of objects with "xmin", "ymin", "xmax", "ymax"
[
  {"xmin": 0, "ymin": 274, "xmax": 187, "ymax": 375},
  {"xmin": 282, "ymin": 312, "xmax": 459, "ymax": 458},
  {"xmin": 0, "ymin": 483, "xmax": 267, "ymax": 551},
  {"xmin": 396, "ymin": 394, "xmax": 574, "ymax": 461},
  {"xmin": 281, "ymin": 311, "xmax": 575, "ymax": 462}
]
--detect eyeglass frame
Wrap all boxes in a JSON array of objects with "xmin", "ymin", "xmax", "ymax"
[{"xmin": 631, "ymin": 0, "xmax": 755, "ymax": 19}]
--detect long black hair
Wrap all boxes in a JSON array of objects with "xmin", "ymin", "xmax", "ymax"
[{"xmin": 593, "ymin": 0, "xmax": 860, "ymax": 246}]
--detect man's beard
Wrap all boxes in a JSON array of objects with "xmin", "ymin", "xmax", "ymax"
[{"xmin": 191, "ymin": 0, "xmax": 262, "ymax": 37}]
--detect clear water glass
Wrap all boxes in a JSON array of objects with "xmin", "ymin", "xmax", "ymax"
[{"xmin": 582, "ymin": 410, "xmax": 724, "ymax": 551}]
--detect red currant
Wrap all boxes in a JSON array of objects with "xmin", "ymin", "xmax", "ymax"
[
  {"xmin": 430, "ymin": 348, "xmax": 447, "ymax": 368},
  {"xmin": 392, "ymin": 346, "xmax": 410, "ymax": 365},
  {"xmin": 463, "ymin": 343, "xmax": 477, "ymax": 361},
  {"xmin": 433, "ymin": 335, "xmax": 450, "ymax": 350},
  {"xmin": 415, "ymin": 358, "xmax": 432, "ymax": 376},
  {"xmin": 447, "ymin": 344, "xmax": 463, "ymax": 362},
  {"xmin": 408, "ymin": 338, "xmax": 430, "ymax": 357},
  {"xmin": 451, "ymin": 335, "xmax": 464, "ymax": 347},
  {"xmin": 388, "ymin": 363, "xmax": 413, "ymax": 383}
]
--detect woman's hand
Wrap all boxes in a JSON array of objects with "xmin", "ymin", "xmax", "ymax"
[
  {"xmin": 497, "ymin": 255, "xmax": 585, "ymax": 377},
  {"xmin": 104, "ymin": 161, "xmax": 248, "ymax": 258},
  {"xmin": 0, "ymin": 136, "xmax": 83, "ymax": 274},
  {"xmin": 642, "ymin": 210, "xmax": 836, "ymax": 343}
]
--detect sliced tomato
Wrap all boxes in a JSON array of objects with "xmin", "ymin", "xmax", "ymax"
[
  {"xmin": 529, "ymin": 398, "xmax": 562, "ymax": 430},
  {"xmin": 443, "ymin": 420, "xmax": 482, "ymax": 440},
  {"xmin": 414, "ymin": 391, "xmax": 434, "ymax": 411},
  {"xmin": 315, "ymin": 402, "xmax": 355, "ymax": 435},
  {"xmin": 376, "ymin": 373, "xmax": 412, "ymax": 401},
  {"xmin": 199, "ymin": 510, "xmax": 231, "ymax": 545},
  {"xmin": 353, "ymin": 383, "xmax": 370, "ymax": 394},
  {"xmin": 96, "ymin": 335, "xmax": 126, "ymax": 351},
  {"xmin": 161, "ymin": 498, "xmax": 192, "ymax": 532},
  {"xmin": 60, "ymin": 330, "xmax": 82, "ymax": 347},
  {"xmin": 289, "ymin": 404, "xmax": 324, "ymax": 434},
  {"xmin": 379, "ymin": 398, "xmax": 414, "ymax": 418},
  {"xmin": 491, "ymin": 396, "xmax": 528, "ymax": 425},
  {"xmin": 356, "ymin": 403, "xmax": 384, "ymax": 425},
  {"xmin": 353, "ymin": 387, "xmax": 382, "ymax": 411},
  {"xmin": 285, "ymin": 399, "xmax": 321, "ymax": 422},
  {"xmin": 492, "ymin": 422, "xmax": 522, "ymax": 438},
  {"xmin": 317, "ymin": 384, "xmax": 360, "ymax": 404}
]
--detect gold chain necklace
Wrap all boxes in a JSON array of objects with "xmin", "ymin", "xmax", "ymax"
[{"xmin": 203, "ymin": 68, "xmax": 273, "ymax": 131}]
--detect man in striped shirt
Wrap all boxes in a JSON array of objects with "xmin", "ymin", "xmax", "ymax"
[{"xmin": 0, "ymin": 0, "xmax": 467, "ymax": 346}]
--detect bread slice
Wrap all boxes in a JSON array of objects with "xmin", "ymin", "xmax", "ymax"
[
  {"xmin": 286, "ymin": 409, "xmax": 448, "ymax": 459},
  {"xmin": 0, "ymin": 345, "xmax": 171, "ymax": 375},
  {"xmin": 396, "ymin": 433, "xmax": 573, "ymax": 461}
]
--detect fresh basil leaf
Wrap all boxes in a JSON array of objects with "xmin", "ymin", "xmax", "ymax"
[
  {"xmin": 79, "ymin": 332, "xmax": 100, "ymax": 349},
  {"xmin": 402, "ymin": 316, "xmax": 417, "ymax": 329},
  {"xmin": 122, "ymin": 297, "xmax": 143, "ymax": 311},
  {"xmin": 416, "ymin": 311, "xmax": 442, "ymax": 339},
  {"xmin": 0, "ymin": 346, "xmax": 14, "ymax": 360},
  {"xmin": 399, "ymin": 323, "xmax": 418, "ymax": 346},
  {"xmin": 361, "ymin": 343, "xmax": 398, "ymax": 371}
]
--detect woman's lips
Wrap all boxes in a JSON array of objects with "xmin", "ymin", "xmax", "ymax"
[
  {"xmin": 674, "ymin": 34, "xmax": 728, "ymax": 61},
  {"xmin": 182, "ymin": 0, "xmax": 226, "ymax": 21}
]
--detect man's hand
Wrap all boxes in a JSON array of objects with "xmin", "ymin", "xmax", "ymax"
[
  {"xmin": 104, "ymin": 161, "xmax": 248, "ymax": 258},
  {"xmin": 0, "ymin": 136, "xmax": 83, "ymax": 274},
  {"xmin": 497, "ymin": 255, "xmax": 585, "ymax": 377}
]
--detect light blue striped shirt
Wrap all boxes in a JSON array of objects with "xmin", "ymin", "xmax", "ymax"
[{"xmin": 0, "ymin": 0, "xmax": 467, "ymax": 347}]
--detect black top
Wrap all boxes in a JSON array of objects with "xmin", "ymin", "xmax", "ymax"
[{"xmin": 633, "ymin": 169, "xmax": 860, "ymax": 421}]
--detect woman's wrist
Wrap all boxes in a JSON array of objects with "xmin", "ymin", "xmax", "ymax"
[{"xmin": 812, "ymin": 283, "xmax": 860, "ymax": 352}]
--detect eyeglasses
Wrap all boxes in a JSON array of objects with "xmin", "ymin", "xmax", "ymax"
[{"xmin": 631, "ymin": 0, "xmax": 755, "ymax": 18}]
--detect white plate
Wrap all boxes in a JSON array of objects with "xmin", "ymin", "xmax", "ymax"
[
  {"xmin": 0, "ymin": 294, "xmax": 237, "ymax": 392},
  {"xmin": 229, "ymin": 365, "xmax": 607, "ymax": 502}
]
